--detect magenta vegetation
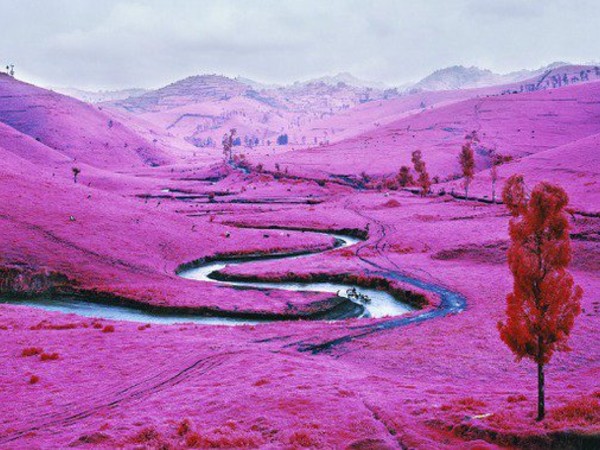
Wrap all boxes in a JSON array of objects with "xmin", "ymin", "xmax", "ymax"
[{"xmin": 0, "ymin": 63, "xmax": 599, "ymax": 449}]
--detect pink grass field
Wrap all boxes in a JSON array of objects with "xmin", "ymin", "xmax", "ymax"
[{"xmin": 0, "ymin": 69, "xmax": 599, "ymax": 449}]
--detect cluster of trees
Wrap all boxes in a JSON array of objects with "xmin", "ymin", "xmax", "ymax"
[
  {"xmin": 371, "ymin": 132, "xmax": 505, "ymax": 200},
  {"xmin": 368, "ymin": 151, "xmax": 430, "ymax": 194},
  {"xmin": 377, "ymin": 140, "xmax": 584, "ymax": 422},
  {"xmin": 243, "ymin": 135, "xmax": 260, "ymax": 147},
  {"xmin": 195, "ymin": 134, "xmax": 261, "ymax": 149},
  {"xmin": 276, "ymin": 134, "xmax": 289, "ymax": 145},
  {"xmin": 188, "ymin": 136, "xmax": 215, "ymax": 148},
  {"xmin": 389, "ymin": 162, "xmax": 584, "ymax": 421},
  {"xmin": 217, "ymin": 119, "xmax": 583, "ymax": 424}
]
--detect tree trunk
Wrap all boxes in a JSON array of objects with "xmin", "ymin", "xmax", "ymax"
[{"xmin": 537, "ymin": 361, "xmax": 545, "ymax": 421}]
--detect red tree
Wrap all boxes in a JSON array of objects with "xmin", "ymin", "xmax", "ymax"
[
  {"xmin": 490, "ymin": 151, "xmax": 512, "ymax": 203},
  {"xmin": 499, "ymin": 175, "xmax": 582, "ymax": 421},
  {"xmin": 411, "ymin": 150, "xmax": 431, "ymax": 197},
  {"xmin": 459, "ymin": 142, "xmax": 475, "ymax": 198}
]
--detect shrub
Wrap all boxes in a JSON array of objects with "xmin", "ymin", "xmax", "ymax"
[
  {"xmin": 40, "ymin": 352, "xmax": 59, "ymax": 361},
  {"xmin": 47, "ymin": 323, "xmax": 78, "ymax": 330},
  {"xmin": 101, "ymin": 325, "xmax": 115, "ymax": 333},
  {"xmin": 551, "ymin": 396, "xmax": 600, "ymax": 424},
  {"xmin": 131, "ymin": 427, "xmax": 161, "ymax": 444},
  {"xmin": 177, "ymin": 418, "xmax": 192, "ymax": 436},
  {"xmin": 21, "ymin": 347, "xmax": 43, "ymax": 357},
  {"xmin": 397, "ymin": 165, "xmax": 414, "ymax": 187},
  {"xmin": 29, "ymin": 375, "xmax": 40, "ymax": 384},
  {"xmin": 507, "ymin": 394, "xmax": 527, "ymax": 403},
  {"xmin": 288, "ymin": 430, "xmax": 320, "ymax": 447},
  {"xmin": 29, "ymin": 321, "xmax": 78, "ymax": 330},
  {"xmin": 382, "ymin": 199, "xmax": 401, "ymax": 208},
  {"xmin": 72, "ymin": 166, "xmax": 81, "ymax": 183},
  {"xmin": 185, "ymin": 432, "xmax": 202, "ymax": 447},
  {"xmin": 337, "ymin": 248, "xmax": 355, "ymax": 258},
  {"xmin": 456, "ymin": 397, "xmax": 487, "ymax": 411}
]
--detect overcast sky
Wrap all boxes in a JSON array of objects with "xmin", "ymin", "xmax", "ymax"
[{"xmin": 1, "ymin": 0, "xmax": 599, "ymax": 90}]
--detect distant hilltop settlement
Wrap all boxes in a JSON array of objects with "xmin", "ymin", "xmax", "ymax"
[{"xmin": 502, "ymin": 66, "xmax": 600, "ymax": 95}]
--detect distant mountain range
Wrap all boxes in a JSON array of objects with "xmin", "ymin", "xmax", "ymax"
[
  {"xmin": 50, "ymin": 87, "xmax": 148, "ymax": 104},
  {"xmin": 410, "ymin": 62, "xmax": 573, "ymax": 91},
  {"xmin": 105, "ymin": 73, "xmax": 391, "ymax": 114},
  {"xmin": 54, "ymin": 61, "xmax": 595, "ymax": 106},
  {"xmin": 296, "ymin": 72, "xmax": 389, "ymax": 89}
]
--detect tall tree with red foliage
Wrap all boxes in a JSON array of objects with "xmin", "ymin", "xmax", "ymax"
[
  {"xmin": 499, "ymin": 175, "xmax": 582, "ymax": 421},
  {"xmin": 411, "ymin": 150, "xmax": 431, "ymax": 197},
  {"xmin": 459, "ymin": 141, "xmax": 475, "ymax": 198}
]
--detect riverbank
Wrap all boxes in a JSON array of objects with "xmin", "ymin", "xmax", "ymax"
[{"xmin": 1, "ymin": 184, "xmax": 598, "ymax": 448}]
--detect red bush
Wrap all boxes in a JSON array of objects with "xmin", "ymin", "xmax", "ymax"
[
  {"xmin": 337, "ymin": 248, "xmax": 355, "ymax": 258},
  {"xmin": 101, "ymin": 325, "xmax": 115, "ymax": 333},
  {"xmin": 30, "ymin": 321, "xmax": 78, "ymax": 330},
  {"xmin": 382, "ymin": 199, "xmax": 401, "ymax": 208},
  {"xmin": 185, "ymin": 432, "xmax": 202, "ymax": 447},
  {"xmin": 40, "ymin": 352, "xmax": 59, "ymax": 361},
  {"xmin": 21, "ymin": 347, "xmax": 43, "ymax": 357},
  {"xmin": 456, "ymin": 397, "xmax": 487, "ymax": 411},
  {"xmin": 47, "ymin": 323, "xmax": 78, "ymax": 330},
  {"xmin": 29, "ymin": 375, "xmax": 40, "ymax": 384},
  {"xmin": 288, "ymin": 430, "xmax": 320, "ymax": 447},
  {"xmin": 507, "ymin": 394, "xmax": 527, "ymax": 403},
  {"xmin": 177, "ymin": 419, "xmax": 191, "ymax": 436},
  {"xmin": 397, "ymin": 165, "xmax": 414, "ymax": 187},
  {"xmin": 551, "ymin": 396, "xmax": 600, "ymax": 424},
  {"xmin": 131, "ymin": 427, "xmax": 161, "ymax": 443}
]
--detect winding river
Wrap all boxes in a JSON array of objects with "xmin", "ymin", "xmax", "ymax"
[{"xmin": 2, "ymin": 232, "xmax": 415, "ymax": 326}]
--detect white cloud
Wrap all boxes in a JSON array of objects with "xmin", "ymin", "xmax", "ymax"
[{"xmin": 0, "ymin": 0, "xmax": 598, "ymax": 90}]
